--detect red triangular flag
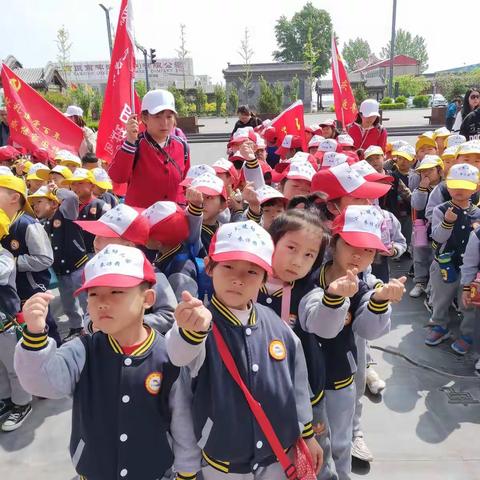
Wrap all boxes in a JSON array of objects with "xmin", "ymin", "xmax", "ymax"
[{"xmin": 270, "ymin": 100, "xmax": 307, "ymax": 151}]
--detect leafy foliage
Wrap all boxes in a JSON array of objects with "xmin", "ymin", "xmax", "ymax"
[
  {"xmin": 342, "ymin": 38, "xmax": 371, "ymax": 71},
  {"xmin": 381, "ymin": 29, "xmax": 429, "ymax": 72}
]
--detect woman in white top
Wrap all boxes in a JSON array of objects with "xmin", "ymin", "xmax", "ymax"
[
  {"xmin": 452, "ymin": 88, "xmax": 480, "ymax": 132},
  {"xmin": 65, "ymin": 105, "xmax": 97, "ymax": 158}
]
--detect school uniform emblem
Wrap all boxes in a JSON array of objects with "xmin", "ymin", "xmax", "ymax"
[
  {"xmin": 53, "ymin": 219, "xmax": 62, "ymax": 228},
  {"xmin": 90, "ymin": 207, "xmax": 97, "ymax": 215},
  {"xmin": 10, "ymin": 239, "xmax": 20, "ymax": 250},
  {"xmin": 145, "ymin": 371, "xmax": 163, "ymax": 395},
  {"xmin": 269, "ymin": 340, "xmax": 286, "ymax": 360}
]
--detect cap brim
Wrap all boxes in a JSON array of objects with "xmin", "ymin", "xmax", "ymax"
[
  {"xmin": 392, "ymin": 151, "xmax": 414, "ymax": 161},
  {"xmin": 260, "ymin": 195, "xmax": 288, "ymax": 206},
  {"xmin": 286, "ymin": 174, "xmax": 312, "ymax": 182},
  {"xmin": 179, "ymin": 178, "xmax": 193, "ymax": 187},
  {"xmin": 445, "ymin": 179, "xmax": 478, "ymax": 191},
  {"xmin": 74, "ymin": 220, "xmax": 121, "ymax": 238},
  {"xmin": 74, "ymin": 274, "xmax": 146, "ymax": 296},
  {"xmin": 339, "ymin": 231, "xmax": 389, "ymax": 253},
  {"xmin": 210, "ymin": 251, "xmax": 272, "ymax": 275},
  {"xmin": 415, "ymin": 163, "xmax": 440, "ymax": 171},
  {"xmin": 350, "ymin": 181, "xmax": 391, "ymax": 199},
  {"xmin": 275, "ymin": 146, "xmax": 289, "ymax": 156},
  {"xmin": 95, "ymin": 181, "xmax": 113, "ymax": 190},
  {"xmin": 63, "ymin": 178, "xmax": 92, "ymax": 184},
  {"xmin": 146, "ymin": 105, "xmax": 177, "ymax": 115},
  {"xmin": 365, "ymin": 173, "xmax": 394, "ymax": 183}
]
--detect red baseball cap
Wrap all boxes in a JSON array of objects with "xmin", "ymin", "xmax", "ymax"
[
  {"xmin": 75, "ymin": 204, "xmax": 150, "ymax": 246},
  {"xmin": 227, "ymin": 127, "xmax": 257, "ymax": 148},
  {"xmin": 179, "ymin": 164, "xmax": 216, "ymax": 188},
  {"xmin": 263, "ymin": 126, "xmax": 277, "ymax": 144},
  {"xmin": 74, "ymin": 244, "xmax": 156, "ymax": 295},
  {"xmin": 275, "ymin": 135, "xmax": 303, "ymax": 157},
  {"xmin": 319, "ymin": 119, "xmax": 336, "ymax": 128},
  {"xmin": 0, "ymin": 146, "xmax": 21, "ymax": 162},
  {"xmin": 332, "ymin": 205, "xmax": 389, "ymax": 252},
  {"xmin": 311, "ymin": 163, "xmax": 391, "ymax": 200},
  {"xmin": 191, "ymin": 173, "xmax": 228, "ymax": 200},
  {"xmin": 351, "ymin": 160, "xmax": 394, "ymax": 183},
  {"xmin": 31, "ymin": 148, "xmax": 52, "ymax": 165}
]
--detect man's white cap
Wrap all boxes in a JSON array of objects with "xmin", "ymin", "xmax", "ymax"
[
  {"xmin": 209, "ymin": 221, "xmax": 274, "ymax": 275},
  {"xmin": 359, "ymin": 99, "xmax": 380, "ymax": 118},
  {"xmin": 65, "ymin": 105, "xmax": 84, "ymax": 117},
  {"xmin": 141, "ymin": 89, "xmax": 177, "ymax": 115}
]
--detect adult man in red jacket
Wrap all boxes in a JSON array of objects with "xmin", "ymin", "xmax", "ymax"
[{"xmin": 109, "ymin": 89, "xmax": 190, "ymax": 208}]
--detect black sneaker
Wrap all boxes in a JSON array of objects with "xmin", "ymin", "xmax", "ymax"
[
  {"xmin": 0, "ymin": 399, "xmax": 13, "ymax": 418},
  {"xmin": 1, "ymin": 404, "xmax": 32, "ymax": 432},
  {"xmin": 63, "ymin": 328, "xmax": 85, "ymax": 343}
]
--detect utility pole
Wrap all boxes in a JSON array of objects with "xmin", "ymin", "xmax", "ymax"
[
  {"xmin": 388, "ymin": 0, "xmax": 397, "ymax": 97},
  {"xmin": 99, "ymin": 4, "xmax": 113, "ymax": 58},
  {"xmin": 136, "ymin": 43, "xmax": 150, "ymax": 91}
]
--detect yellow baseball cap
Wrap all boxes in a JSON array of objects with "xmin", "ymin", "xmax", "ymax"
[
  {"xmin": 457, "ymin": 141, "xmax": 480, "ymax": 156},
  {"xmin": 62, "ymin": 167, "xmax": 95, "ymax": 185},
  {"xmin": 26, "ymin": 163, "xmax": 50, "ymax": 182},
  {"xmin": 415, "ymin": 155, "xmax": 444, "ymax": 171},
  {"xmin": 0, "ymin": 173, "xmax": 35, "ymax": 216},
  {"xmin": 364, "ymin": 145, "xmax": 384, "ymax": 159},
  {"xmin": 92, "ymin": 167, "xmax": 113, "ymax": 190},
  {"xmin": 433, "ymin": 127, "xmax": 450, "ymax": 139},
  {"xmin": 415, "ymin": 132, "xmax": 437, "ymax": 151},
  {"xmin": 0, "ymin": 208, "xmax": 11, "ymax": 240},
  {"xmin": 28, "ymin": 185, "xmax": 59, "ymax": 203},
  {"xmin": 55, "ymin": 150, "xmax": 81, "ymax": 168},
  {"xmin": 446, "ymin": 163, "xmax": 479, "ymax": 191},
  {"xmin": 37, "ymin": 165, "xmax": 73, "ymax": 182},
  {"xmin": 392, "ymin": 144, "xmax": 416, "ymax": 162},
  {"xmin": 441, "ymin": 146, "xmax": 459, "ymax": 160}
]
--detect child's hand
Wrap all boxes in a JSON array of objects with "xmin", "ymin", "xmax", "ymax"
[
  {"xmin": 175, "ymin": 291, "xmax": 211, "ymax": 332},
  {"xmin": 186, "ymin": 187, "xmax": 203, "ymax": 208},
  {"xmin": 372, "ymin": 277, "xmax": 407, "ymax": 303},
  {"xmin": 22, "ymin": 292, "xmax": 55, "ymax": 334},
  {"xmin": 227, "ymin": 190, "xmax": 244, "ymax": 212},
  {"xmin": 304, "ymin": 437, "xmax": 323, "ymax": 474},
  {"xmin": 379, "ymin": 245, "xmax": 396, "ymax": 257},
  {"xmin": 125, "ymin": 114, "xmax": 139, "ymax": 143},
  {"xmin": 419, "ymin": 176, "xmax": 431, "ymax": 188},
  {"xmin": 327, "ymin": 268, "xmax": 359, "ymax": 298},
  {"xmin": 462, "ymin": 290, "xmax": 472, "ymax": 308},
  {"xmin": 239, "ymin": 142, "xmax": 256, "ymax": 160},
  {"xmin": 444, "ymin": 207, "xmax": 458, "ymax": 223},
  {"xmin": 47, "ymin": 181, "xmax": 57, "ymax": 192},
  {"xmin": 242, "ymin": 182, "xmax": 261, "ymax": 214}
]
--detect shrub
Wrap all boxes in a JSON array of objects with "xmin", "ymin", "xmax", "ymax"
[
  {"xmin": 380, "ymin": 96, "xmax": 393, "ymax": 104},
  {"xmin": 413, "ymin": 95, "xmax": 429, "ymax": 108},
  {"xmin": 380, "ymin": 102, "xmax": 406, "ymax": 110},
  {"xmin": 86, "ymin": 120, "xmax": 99, "ymax": 130},
  {"xmin": 395, "ymin": 96, "xmax": 407, "ymax": 104}
]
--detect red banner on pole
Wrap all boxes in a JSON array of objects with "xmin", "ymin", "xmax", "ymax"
[
  {"xmin": 1, "ymin": 64, "xmax": 84, "ymax": 156},
  {"xmin": 331, "ymin": 33, "xmax": 358, "ymax": 128},
  {"xmin": 270, "ymin": 100, "xmax": 307, "ymax": 151},
  {"xmin": 96, "ymin": 0, "xmax": 140, "ymax": 164}
]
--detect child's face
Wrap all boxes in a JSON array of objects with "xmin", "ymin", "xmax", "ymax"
[
  {"xmin": 321, "ymin": 126, "xmax": 334, "ymax": 138},
  {"xmin": 394, "ymin": 156, "xmax": 411, "ymax": 173},
  {"xmin": 420, "ymin": 167, "xmax": 441, "ymax": 185},
  {"xmin": 71, "ymin": 181, "xmax": 94, "ymax": 199},
  {"xmin": 94, "ymin": 235, "xmax": 135, "ymax": 254},
  {"xmin": 0, "ymin": 187, "xmax": 18, "ymax": 213},
  {"xmin": 203, "ymin": 194, "xmax": 224, "ymax": 223},
  {"xmin": 82, "ymin": 162, "xmax": 98, "ymax": 170},
  {"xmin": 273, "ymin": 226, "xmax": 323, "ymax": 283},
  {"xmin": 65, "ymin": 164, "xmax": 77, "ymax": 173},
  {"xmin": 30, "ymin": 197, "xmax": 57, "ymax": 219},
  {"xmin": 457, "ymin": 153, "xmax": 480, "ymax": 169},
  {"xmin": 27, "ymin": 179, "xmax": 46, "ymax": 194},
  {"xmin": 334, "ymin": 237, "xmax": 376, "ymax": 273},
  {"xmin": 416, "ymin": 146, "xmax": 437, "ymax": 161},
  {"xmin": 255, "ymin": 148, "xmax": 267, "ymax": 163},
  {"xmin": 216, "ymin": 172, "xmax": 232, "ymax": 189},
  {"xmin": 442, "ymin": 157, "xmax": 457, "ymax": 176},
  {"xmin": 261, "ymin": 200, "xmax": 285, "ymax": 230},
  {"xmin": 93, "ymin": 185, "xmax": 105, "ymax": 196},
  {"xmin": 447, "ymin": 187, "xmax": 473, "ymax": 203},
  {"xmin": 87, "ymin": 285, "xmax": 155, "ymax": 336},
  {"xmin": 142, "ymin": 110, "xmax": 175, "ymax": 140},
  {"xmin": 328, "ymin": 196, "xmax": 369, "ymax": 216},
  {"xmin": 365, "ymin": 154, "xmax": 384, "ymax": 173},
  {"xmin": 435, "ymin": 138, "xmax": 445, "ymax": 154},
  {"xmin": 308, "ymin": 147, "xmax": 318, "ymax": 155},
  {"xmin": 210, "ymin": 260, "xmax": 265, "ymax": 310},
  {"xmin": 282, "ymin": 179, "xmax": 311, "ymax": 200},
  {"xmin": 50, "ymin": 173, "xmax": 66, "ymax": 187}
]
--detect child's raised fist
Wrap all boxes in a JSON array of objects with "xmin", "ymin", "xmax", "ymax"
[
  {"xmin": 126, "ymin": 114, "xmax": 139, "ymax": 143},
  {"xmin": 22, "ymin": 292, "xmax": 55, "ymax": 334},
  {"xmin": 372, "ymin": 277, "xmax": 407, "ymax": 303},
  {"xmin": 186, "ymin": 187, "xmax": 204, "ymax": 208},
  {"xmin": 327, "ymin": 268, "xmax": 359, "ymax": 298},
  {"xmin": 175, "ymin": 291, "xmax": 211, "ymax": 333}
]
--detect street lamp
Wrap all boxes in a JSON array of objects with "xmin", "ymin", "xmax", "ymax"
[
  {"xmin": 388, "ymin": 0, "xmax": 397, "ymax": 98},
  {"xmin": 99, "ymin": 3, "xmax": 113, "ymax": 58},
  {"xmin": 136, "ymin": 43, "xmax": 150, "ymax": 91}
]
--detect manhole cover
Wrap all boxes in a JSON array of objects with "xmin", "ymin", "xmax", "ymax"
[{"xmin": 440, "ymin": 386, "xmax": 480, "ymax": 406}]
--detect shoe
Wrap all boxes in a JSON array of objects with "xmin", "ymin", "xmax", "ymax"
[
  {"xmin": 475, "ymin": 359, "xmax": 480, "ymax": 377},
  {"xmin": 63, "ymin": 328, "xmax": 85, "ymax": 343},
  {"xmin": 423, "ymin": 297, "xmax": 433, "ymax": 313},
  {"xmin": 351, "ymin": 436, "xmax": 374, "ymax": 462},
  {"xmin": 407, "ymin": 265, "xmax": 414, "ymax": 277},
  {"xmin": 0, "ymin": 399, "xmax": 13, "ymax": 418},
  {"xmin": 451, "ymin": 336, "xmax": 473, "ymax": 355},
  {"xmin": 425, "ymin": 326, "xmax": 451, "ymax": 346},
  {"xmin": 409, "ymin": 283, "xmax": 426, "ymax": 298},
  {"xmin": 366, "ymin": 367, "xmax": 386, "ymax": 395},
  {"xmin": 1, "ymin": 404, "xmax": 32, "ymax": 432}
]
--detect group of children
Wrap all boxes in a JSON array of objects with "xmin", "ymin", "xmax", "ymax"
[{"xmin": 0, "ymin": 89, "xmax": 478, "ymax": 480}]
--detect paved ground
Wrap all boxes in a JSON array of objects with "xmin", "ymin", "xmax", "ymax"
[{"xmin": 1, "ymin": 257, "xmax": 479, "ymax": 479}]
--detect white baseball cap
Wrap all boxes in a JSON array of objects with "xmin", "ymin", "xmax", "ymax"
[
  {"xmin": 190, "ymin": 173, "xmax": 227, "ymax": 199},
  {"xmin": 359, "ymin": 99, "xmax": 380, "ymax": 118},
  {"xmin": 308, "ymin": 135, "xmax": 325, "ymax": 148},
  {"xmin": 141, "ymin": 89, "xmax": 177, "ymax": 115},
  {"xmin": 446, "ymin": 134, "xmax": 466, "ymax": 148},
  {"xmin": 180, "ymin": 164, "xmax": 216, "ymax": 187},
  {"xmin": 286, "ymin": 161, "xmax": 316, "ymax": 182},
  {"xmin": 364, "ymin": 145, "xmax": 384, "ymax": 159},
  {"xmin": 255, "ymin": 185, "xmax": 287, "ymax": 206},
  {"xmin": 318, "ymin": 138, "xmax": 338, "ymax": 153},
  {"xmin": 321, "ymin": 152, "xmax": 348, "ymax": 170},
  {"xmin": 65, "ymin": 105, "xmax": 84, "ymax": 117},
  {"xmin": 446, "ymin": 163, "xmax": 480, "ymax": 191}
]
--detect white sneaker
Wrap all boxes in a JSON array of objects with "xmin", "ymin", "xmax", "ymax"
[
  {"xmin": 351, "ymin": 436, "xmax": 374, "ymax": 462},
  {"xmin": 475, "ymin": 358, "xmax": 480, "ymax": 377},
  {"xmin": 409, "ymin": 283, "xmax": 425, "ymax": 298},
  {"xmin": 366, "ymin": 367, "xmax": 386, "ymax": 395}
]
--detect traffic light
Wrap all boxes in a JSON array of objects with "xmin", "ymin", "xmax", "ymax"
[{"xmin": 150, "ymin": 48, "xmax": 156, "ymax": 64}]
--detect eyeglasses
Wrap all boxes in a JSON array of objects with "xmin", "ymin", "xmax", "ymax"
[{"xmin": 470, "ymin": 94, "xmax": 480, "ymax": 100}]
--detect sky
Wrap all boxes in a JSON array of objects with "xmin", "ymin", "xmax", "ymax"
[{"xmin": 1, "ymin": 0, "xmax": 477, "ymax": 84}]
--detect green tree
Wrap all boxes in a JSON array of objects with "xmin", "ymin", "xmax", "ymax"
[
  {"xmin": 168, "ymin": 86, "xmax": 188, "ymax": 116},
  {"xmin": 290, "ymin": 75, "xmax": 300, "ymax": 103},
  {"xmin": 55, "ymin": 25, "xmax": 72, "ymax": 84},
  {"xmin": 227, "ymin": 86, "xmax": 239, "ymax": 114},
  {"xmin": 135, "ymin": 80, "xmax": 147, "ymax": 99},
  {"xmin": 303, "ymin": 26, "xmax": 321, "ymax": 109},
  {"xmin": 342, "ymin": 38, "xmax": 371, "ymax": 71},
  {"xmin": 195, "ymin": 86, "xmax": 207, "ymax": 115},
  {"xmin": 393, "ymin": 74, "xmax": 429, "ymax": 97},
  {"xmin": 214, "ymin": 84, "xmax": 226, "ymax": 116},
  {"xmin": 273, "ymin": 3, "xmax": 332, "ymax": 77},
  {"xmin": 353, "ymin": 84, "xmax": 368, "ymax": 106},
  {"xmin": 238, "ymin": 28, "xmax": 254, "ymax": 105},
  {"xmin": 273, "ymin": 81, "xmax": 284, "ymax": 111},
  {"xmin": 258, "ymin": 77, "xmax": 280, "ymax": 114},
  {"xmin": 435, "ymin": 72, "xmax": 479, "ymax": 101},
  {"xmin": 381, "ymin": 29, "xmax": 429, "ymax": 72}
]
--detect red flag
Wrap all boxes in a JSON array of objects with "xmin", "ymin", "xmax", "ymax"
[
  {"xmin": 270, "ymin": 100, "xmax": 307, "ymax": 151},
  {"xmin": 1, "ymin": 64, "xmax": 84, "ymax": 157},
  {"xmin": 96, "ymin": 0, "xmax": 140, "ymax": 166},
  {"xmin": 331, "ymin": 33, "xmax": 358, "ymax": 128}
]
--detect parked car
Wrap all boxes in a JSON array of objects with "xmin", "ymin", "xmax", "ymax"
[{"xmin": 432, "ymin": 94, "xmax": 448, "ymax": 108}]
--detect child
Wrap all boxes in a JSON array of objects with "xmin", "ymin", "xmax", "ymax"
[
  {"xmin": 427, "ymin": 163, "xmax": 480, "ymax": 353},
  {"xmin": 62, "ymin": 168, "xmax": 111, "ymax": 255},
  {"xmin": 166, "ymin": 221, "xmax": 323, "ymax": 478},
  {"xmin": 363, "ymin": 145, "xmax": 386, "ymax": 174},
  {"xmin": 28, "ymin": 185, "xmax": 89, "ymax": 342},
  {"xmin": 56, "ymin": 150, "xmax": 82, "ymax": 173},
  {"xmin": 255, "ymin": 185, "xmax": 287, "ymax": 230},
  {"xmin": 15, "ymin": 245, "xmax": 199, "ymax": 479},
  {"xmin": 0, "ymin": 208, "xmax": 33, "ymax": 432},
  {"xmin": 76, "ymin": 203, "xmax": 177, "ymax": 333},
  {"xmin": 38, "ymin": 164, "xmax": 73, "ymax": 187},
  {"xmin": 91, "ymin": 167, "xmax": 118, "ymax": 208},
  {"xmin": 81, "ymin": 152, "xmax": 99, "ymax": 170},
  {"xmin": 299, "ymin": 205, "xmax": 406, "ymax": 479},
  {"xmin": 277, "ymin": 160, "xmax": 316, "ymax": 201},
  {"xmin": 434, "ymin": 127, "xmax": 451, "ymax": 155},
  {"xmin": 0, "ymin": 171, "xmax": 60, "ymax": 345},
  {"xmin": 319, "ymin": 119, "xmax": 338, "ymax": 139},
  {"xmin": 409, "ymin": 155, "xmax": 443, "ymax": 298},
  {"xmin": 308, "ymin": 134, "xmax": 324, "ymax": 154},
  {"xmin": 275, "ymin": 134, "xmax": 303, "ymax": 160},
  {"xmin": 25, "ymin": 163, "xmax": 48, "ymax": 194},
  {"xmin": 456, "ymin": 141, "xmax": 480, "ymax": 169}
]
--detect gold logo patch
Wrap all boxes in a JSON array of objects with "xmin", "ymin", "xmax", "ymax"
[
  {"xmin": 269, "ymin": 340, "xmax": 286, "ymax": 361},
  {"xmin": 145, "ymin": 371, "xmax": 162, "ymax": 395},
  {"xmin": 53, "ymin": 219, "xmax": 62, "ymax": 228},
  {"xmin": 10, "ymin": 239, "xmax": 20, "ymax": 251}
]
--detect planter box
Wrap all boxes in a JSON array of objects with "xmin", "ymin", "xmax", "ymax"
[{"xmin": 177, "ymin": 116, "xmax": 203, "ymax": 134}]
